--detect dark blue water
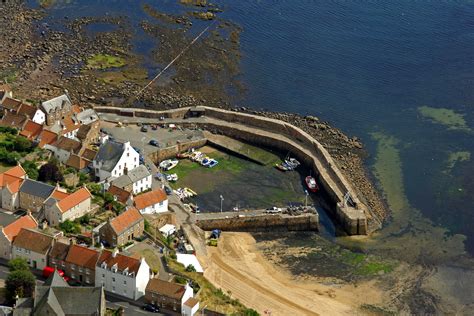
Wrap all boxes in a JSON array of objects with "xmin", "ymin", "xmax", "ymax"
[{"xmin": 28, "ymin": 1, "xmax": 474, "ymax": 253}]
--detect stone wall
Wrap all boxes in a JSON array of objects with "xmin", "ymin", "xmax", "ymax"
[
  {"xmin": 196, "ymin": 214, "xmax": 319, "ymax": 232},
  {"xmin": 147, "ymin": 138, "xmax": 207, "ymax": 164}
]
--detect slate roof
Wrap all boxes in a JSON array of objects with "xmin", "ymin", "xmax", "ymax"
[
  {"xmin": 35, "ymin": 270, "xmax": 105, "ymax": 316},
  {"xmin": 95, "ymin": 141, "xmax": 125, "ymax": 172},
  {"xmin": 0, "ymin": 212, "xmax": 17, "ymax": 228},
  {"xmin": 109, "ymin": 207, "xmax": 143, "ymax": 235},
  {"xmin": 19, "ymin": 179, "xmax": 55, "ymax": 199},
  {"xmin": 128, "ymin": 165, "xmax": 150, "ymax": 183},
  {"xmin": 76, "ymin": 108, "xmax": 98, "ymax": 125},
  {"xmin": 13, "ymin": 229, "xmax": 54, "ymax": 254},
  {"xmin": 41, "ymin": 94, "xmax": 72, "ymax": 114},
  {"xmin": 146, "ymin": 279, "xmax": 186, "ymax": 300}
]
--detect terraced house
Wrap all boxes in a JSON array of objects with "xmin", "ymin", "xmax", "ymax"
[
  {"xmin": 0, "ymin": 213, "xmax": 37, "ymax": 260},
  {"xmin": 109, "ymin": 164, "xmax": 152, "ymax": 195},
  {"xmin": 64, "ymin": 244, "xmax": 100, "ymax": 285},
  {"xmin": 18, "ymin": 179, "xmax": 56, "ymax": 213},
  {"xmin": 0, "ymin": 165, "xmax": 27, "ymax": 211},
  {"xmin": 96, "ymin": 249, "xmax": 151, "ymax": 300},
  {"xmin": 12, "ymin": 228, "xmax": 55, "ymax": 270}
]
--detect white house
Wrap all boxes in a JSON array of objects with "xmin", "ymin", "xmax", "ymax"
[
  {"xmin": 159, "ymin": 224, "xmax": 176, "ymax": 238},
  {"xmin": 0, "ymin": 165, "xmax": 27, "ymax": 211},
  {"xmin": 44, "ymin": 187, "xmax": 92, "ymax": 226},
  {"xmin": 110, "ymin": 165, "xmax": 152, "ymax": 195},
  {"xmin": 93, "ymin": 140, "xmax": 139, "ymax": 182},
  {"xmin": 95, "ymin": 249, "xmax": 151, "ymax": 300},
  {"xmin": 183, "ymin": 298, "xmax": 200, "ymax": 316},
  {"xmin": 133, "ymin": 189, "xmax": 168, "ymax": 215}
]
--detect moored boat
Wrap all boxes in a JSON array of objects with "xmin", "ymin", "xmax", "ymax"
[
  {"xmin": 207, "ymin": 159, "xmax": 218, "ymax": 168},
  {"xmin": 159, "ymin": 159, "xmax": 179, "ymax": 171},
  {"xmin": 305, "ymin": 176, "xmax": 319, "ymax": 192}
]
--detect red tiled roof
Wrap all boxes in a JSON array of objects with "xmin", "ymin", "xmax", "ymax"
[
  {"xmin": 4, "ymin": 165, "xmax": 26, "ymax": 178},
  {"xmin": 38, "ymin": 130, "xmax": 58, "ymax": 148},
  {"xmin": 72, "ymin": 105, "xmax": 82, "ymax": 114},
  {"xmin": 109, "ymin": 207, "xmax": 143, "ymax": 235},
  {"xmin": 184, "ymin": 297, "xmax": 199, "ymax": 308},
  {"xmin": 57, "ymin": 187, "xmax": 91, "ymax": 213},
  {"xmin": 1, "ymin": 97, "xmax": 22, "ymax": 110},
  {"xmin": 66, "ymin": 154, "xmax": 90, "ymax": 170},
  {"xmin": 17, "ymin": 103, "xmax": 37, "ymax": 119},
  {"xmin": 19, "ymin": 120, "xmax": 43, "ymax": 140},
  {"xmin": 3, "ymin": 214, "xmax": 38, "ymax": 241},
  {"xmin": 108, "ymin": 185, "xmax": 131, "ymax": 204},
  {"xmin": 146, "ymin": 279, "xmax": 186, "ymax": 300},
  {"xmin": 60, "ymin": 115, "xmax": 81, "ymax": 135},
  {"xmin": 13, "ymin": 228, "xmax": 54, "ymax": 254},
  {"xmin": 65, "ymin": 244, "xmax": 100, "ymax": 270},
  {"xmin": 81, "ymin": 148, "xmax": 97, "ymax": 161},
  {"xmin": 97, "ymin": 250, "xmax": 142, "ymax": 275},
  {"xmin": 134, "ymin": 189, "xmax": 167, "ymax": 211},
  {"xmin": 0, "ymin": 112, "xmax": 27, "ymax": 129},
  {"xmin": 51, "ymin": 189, "xmax": 70, "ymax": 200}
]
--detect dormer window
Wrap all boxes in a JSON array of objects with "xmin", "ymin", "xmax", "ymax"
[
  {"xmin": 111, "ymin": 263, "xmax": 118, "ymax": 273},
  {"xmin": 101, "ymin": 262, "xmax": 107, "ymax": 269},
  {"xmin": 123, "ymin": 267, "xmax": 129, "ymax": 276}
]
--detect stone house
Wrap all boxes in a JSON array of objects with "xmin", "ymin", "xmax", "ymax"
[
  {"xmin": 40, "ymin": 94, "xmax": 73, "ymax": 126},
  {"xmin": 99, "ymin": 207, "xmax": 144, "ymax": 247},
  {"xmin": 93, "ymin": 140, "xmax": 139, "ymax": 182},
  {"xmin": 133, "ymin": 189, "xmax": 168, "ymax": 215},
  {"xmin": 95, "ymin": 249, "xmax": 151, "ymax": 300},
  {"xmin": 18, "ymin": 179, "xmax": 56, "ymax": 213},
  {"xmin": 0, "ymin": 213, "xmax": 37, "ymax": 260},
  {"xmin": 0, "ymin": 165, "xmax": 27, "ymax": 211},
  {"xmin": 76, "ymin": 121, "xmax": 99, "ymax": 147},
  {"xmin": 64, "ymin": 244, "xmax": 100, "ymax": 285},
  {"xmin": 44, "ymin": 187, "xmax": 92, "ymax": 226},
  {"xmin": 110, "ymin": 165, "xmax": 152, "ymax": 195},
  {"xmin": 12, "ymin": 228, "xmax": 55, "ymax": 270},
  {"xmin": 145, "ymin": 279, "xmax": 194, "ymax": 313}
]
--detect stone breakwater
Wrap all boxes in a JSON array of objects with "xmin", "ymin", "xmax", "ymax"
[{"xmin": 96, "ymin": 105, "xmax": 388, "ymax": 235}]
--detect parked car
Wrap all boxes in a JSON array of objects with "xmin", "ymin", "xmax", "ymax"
[
  {"xmin": 141, "ymin": 126, "xmax": 148, "ymax": 132},
  {"xmin": 164, "ymin": 186, "xmax": 173, "ymax": 195},
  {"xmin": 149, "ymin": 140, "xmax": 159, "ymax": 147},
  {"xmin": 151, "ymin": 124, "xmax": 158, "ymax": 130},
  {"xmin": 142, "ymin": 304, "xmax": 160, "ymax": 313}
]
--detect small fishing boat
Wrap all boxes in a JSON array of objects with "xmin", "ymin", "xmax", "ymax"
[
  {"xmin": 201, "ymin": 157, "xmax": 211, "ymax": 166},
  {"xmin": 305, "ymin": 176, "xmax": 319, "ymax": 192},
  {"xmin": 159, "ymin": 159, "xmax": 179, "ymax": 171},
  {"xmin": 284, "ymin": 158, "xmax": 300, "ymax": 169},
  {"xmin": 275, "ymin": 163, "xmax": 289, "ymax": 171},
  {"xmin": 190, "ymin": 151, "xmax": 202, "ymax": 161},
  {"xmin": 184, "ymin": 187, "xmax": 197, "ymax": 196},
  {"xmin": 207, "ymin": 159, "xmax": 218, "ymax": 168},
  {"xmin": 165, "ymin": 173, "xmax": 179, "ymax": 182}
]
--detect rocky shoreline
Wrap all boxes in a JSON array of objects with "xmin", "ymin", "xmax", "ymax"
[{"xmin": 0, "ymin": 2, "xmax": 389, "ymax": 229}]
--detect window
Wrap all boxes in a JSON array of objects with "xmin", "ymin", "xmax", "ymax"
[
  {"xmin": 112, "ymin": 277, "xmax": 115, "ymax": 282},
  {"xmin": 123, "ymin": 280, "xmax": 127, "ymax": 285},
  {"xmin": 71, "ymin": 264, "xmax": 75, "ymax": 270},
  {"xmin": 112, "ymin": 286, "xmax": 115, "ymax": 292}
]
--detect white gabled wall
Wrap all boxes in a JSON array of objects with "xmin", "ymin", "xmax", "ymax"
[
  {"xmin": 95, "ymin": 142, "xmax": 139, "ymax": 182},
  {"xmin": 132, "ymin": 174, "xmax": 152, "ymax": 195},
  {"xmin": 32, "ymin": 109, "xmax": 45, "ymax": 125}
]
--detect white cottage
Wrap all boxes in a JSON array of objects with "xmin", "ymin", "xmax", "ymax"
[
  {"xmin": 133, "ymin": 189, "xmax": 168, "ymax": 215},
  {"xmin": 93, "ymin": 141, "xmax": 140, "ymax": 182}
]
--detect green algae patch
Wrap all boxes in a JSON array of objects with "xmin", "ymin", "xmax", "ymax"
[
  {"xmin": 87, "ymin": 54, "xmax": 126, "ymax": 70},
  {"xmin": 355, "ymin": 261, "xmax": 393, "ymax": 276},
  {"xmin": 446, "ymin": 151, "xmax": 470, "ymax": 171},
  {"xmin": 418, "ymin": 106, "xmax": 470, "ymax": 132},
  {"xmin": 359, "ymin": 131, "xmax": 467, "ymax": 264}
]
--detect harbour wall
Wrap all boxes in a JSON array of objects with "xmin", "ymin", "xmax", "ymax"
[
  {"xmin": 196, "ymin": 214, "xmax": 319, "ymax": 232},
  {"xmin": 95, "ymin": 106, "xmax": 369, "ymax": 235}
]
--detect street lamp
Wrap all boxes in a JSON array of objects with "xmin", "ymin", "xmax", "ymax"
[
  {"xmin": 304, "ymin": 189, "xmax": 309, "ymax": 208},
  {"xmin": 219, "ymin": 195, "xmax": 224, "ymax": 213}
]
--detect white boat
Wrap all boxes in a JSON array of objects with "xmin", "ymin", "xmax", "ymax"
[
  {"xmin": 160, "ymin": 159, "xmax": 179, "ymax": 171},
  {"xmin": 165, "ymin": 173, "xmax": 178, "ymax": 182},
  {"xmin": 207, "ymin": 159, "xmax": 218, "ymax": 168},
  {"xmin": 284, "ymin": 158, "xmax": 300, "ymax": 169},
  {"xmin": 201, "ymin": 157, "xmax": 211, "ymax": 166}
]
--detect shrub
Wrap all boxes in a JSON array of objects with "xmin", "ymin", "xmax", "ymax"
[
  {"xmin": 38, "ymin": 163, "xmax": 63, "ymax": 183},
  {"xmin": 59, "ymin": 220, "xmax": 81, "ymax": 234},
  {"xmin": 5, "ymin": 270, "xmax": 35, "ymax": 303}
]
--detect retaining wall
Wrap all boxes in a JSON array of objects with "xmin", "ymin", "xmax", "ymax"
[{"xmin": 196, "ymin": 214, "xmax": 319, "ymax": 232}]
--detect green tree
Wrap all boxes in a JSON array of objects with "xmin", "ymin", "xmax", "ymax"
[
  {"xmin": 59, "ymin": 220, "xmax": 81, "ymax": 234},
  {"xmin": 242, "ymin": 309, "xmax": 260, "ymax": 316},
  {"xmin": 13, "ymin": 137, "xmax": 33, "ymax": 152},
  {"xmin": 5, "ymin": 269, "xmax": 35, "ymax": 303},
  {"xmin": 8, "ymin": 258, "xmax": 29, "ymax": 272},
  {"xmin": 185, "ymin": 264, "xmax": 196, "ymax": 272},
  {"xmin": 21, "ymin": 161, "xmax": 39, "ymax": 180},
  {"xmin": 87, "ymin": 183, "xmax": 103, "ymax": 196},
  {"xmin": 38, "ymin": 162, "xmax": 63, "ymax": 183}
]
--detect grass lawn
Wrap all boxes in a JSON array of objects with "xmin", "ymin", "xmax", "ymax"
[
  {"xmin": 135, "ymin": 248, "xmax": 161, "ymax": 273},
  {"xmin": 0, "ymin": 162, "xmax": 13, "ymax": 173}
]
